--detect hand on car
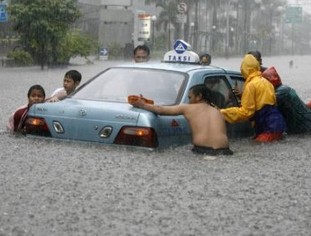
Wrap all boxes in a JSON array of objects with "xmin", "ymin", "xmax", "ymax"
[
  {"xmin": 128, "ymin": 94, "xmax": 154, "ymax": 107},
  {"xmin": 46, "ymin": 96, "xmax": 60, "ymax": 103}
]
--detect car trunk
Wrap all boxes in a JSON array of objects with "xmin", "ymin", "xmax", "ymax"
[{"xmin": 30, "ymin": 99, "xmax": 140, "ymax": 143}]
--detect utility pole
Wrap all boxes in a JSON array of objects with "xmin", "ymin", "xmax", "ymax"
[
  {"xmin": 193, "ymin": 0, "xmax": 199, "ymax": 51},
  {"xmin": 242, "ymin": 0, "xmax": 248, "ymax": 54},
  {"xmin": 225, "ymin": 1, "xmax": 230, "ymax": 58}
]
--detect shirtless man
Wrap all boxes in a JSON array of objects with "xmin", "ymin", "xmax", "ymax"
[{"xmin": 129, "ymin": 84, "xmax": 233, "ymax": 156}]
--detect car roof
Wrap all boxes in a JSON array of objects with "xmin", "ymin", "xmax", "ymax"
[{"xmin": 112, "ymin": 61, "xmax": 240, "ymax": 75}]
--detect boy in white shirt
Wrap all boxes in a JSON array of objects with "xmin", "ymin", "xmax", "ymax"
[{"xmin": 47, "ymin": 70, "xmax": 82, "ymax": 102}]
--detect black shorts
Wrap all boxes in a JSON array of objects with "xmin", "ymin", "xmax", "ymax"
[{"xmin": 192, "ymin": 145, "xmax": 233, "ymax": 156}]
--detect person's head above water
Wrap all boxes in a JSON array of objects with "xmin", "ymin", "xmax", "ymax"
[
  {"xmin": 247, "ymin": 50, "xmax": 262, "ymax": 66},
  {"xmin": 27, "ymin": 84, "xmax": 46, "ymax": 106},
  {"xmin": 188, "ymin": 84, "xmax": 213, "ymax": 105},
  {"xmin": 133, "ymin": 45, "xmax": 150, "ymax": 63},
  {"xmin": 199, "ymin": 53, "xmax": 211, "ymax": 65}
]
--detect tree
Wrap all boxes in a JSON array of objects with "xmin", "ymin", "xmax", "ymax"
[
  {"xmin": 55, "ymin": 29, "xmax": 98, "ymax": 66},
  {"xmin": 8, "ymin": 0, "xmax": 81, "ymax": 69},
  {"xmin": 146, "ymin": 0, "xmax": 181, "ymax": 50},
  {"xmin": 250, "ymin": 0, "xmax": 287, "ymax": 55},
  {"xmin": 144, "ymin": 0, "xmax": 197, "ymax": 49}
]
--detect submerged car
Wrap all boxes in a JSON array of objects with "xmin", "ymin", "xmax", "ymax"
[{"xmin": 25, "ymin": 40, "xmax": 253, "ymax": 149}]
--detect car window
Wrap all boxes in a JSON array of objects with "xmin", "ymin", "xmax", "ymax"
[
  {"xmin": 73, "ymin": 68, "xmax": 187, "ymax": 105},
  {"xmin": 230, "ymin": 76, "xmax": 244, "ymax": 93},
  {"xmin": 204, "ymin": 76, "xmax": 236, "ymax": 108},
  {"xmin": 229, "ymin": 75, "xmax": 245, "ymax": 104}
]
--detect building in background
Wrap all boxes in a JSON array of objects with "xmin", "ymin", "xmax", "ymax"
[
  {"xmin": 1, "ymin": 0, "xmax": 311, "ymax": 58},
  {"xmin": 77, "ymin": 0, "xmax": 133, "ymax": 57},
  {"xmin": 77, "ymin": 0, "xmax": 157, "ymax": 59}
]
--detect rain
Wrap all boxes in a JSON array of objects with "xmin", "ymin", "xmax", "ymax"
[{"xmin": 1, "ymin": 0, "xmax": 311, "ymax": 235}]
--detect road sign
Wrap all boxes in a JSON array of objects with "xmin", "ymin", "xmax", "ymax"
[
  {"xmin": 177, "ymin": 2, "xmax": 187, "ymax": 14},
  {"xmin": 176, "ymin": 13, "xmax": 187, "ymax": 24},
  {"xmin": 0, "ymin": 4, "xmax": 8, "ymax": 22},
  {"xmin": 99, "ymin": 48, "xmax": 109, "ymax": 60},
  {"xmin": 100, "ymin": 48, "xmax": 108, "ymax": 56},
  {"xmin": 285, "ymin": 6, "xmax": 303, "ymax": 24},
  {"xmin": 176, "ymin": 2, "xmax": 187, "ymax": 24}
]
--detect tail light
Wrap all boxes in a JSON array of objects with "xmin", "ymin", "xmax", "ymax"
[
  {"xmin": 25, "ymin": 117, "xmax": 52, "ymax": 137},
  {"xmin": 114, "ymin": 126, "xmax": 158, "ymax": 148}
]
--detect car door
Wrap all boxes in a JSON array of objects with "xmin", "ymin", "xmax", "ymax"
[
  {"xmin": 203, "ymin": 75, "xmax": 239, "ymax": 109},
  {"xmin": 228, "ymin": 75, "xmax": 245, "ymax": 105},
  {"xmin": 203, "ymin": 75, "xmax": 254, "ymax": 138},
  {"xmin": 225, "ymin": 74, "xmax": 254, "ymax": 138}
]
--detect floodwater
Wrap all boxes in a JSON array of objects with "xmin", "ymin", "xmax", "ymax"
[{"xmin": 1, "ymin": 56, "xmax": 311, "ymax": 236}]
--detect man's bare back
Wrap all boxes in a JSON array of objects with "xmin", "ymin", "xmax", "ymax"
[{"xmin": 184, "ymin": 102, "xmax": 229, "ymax": 149}]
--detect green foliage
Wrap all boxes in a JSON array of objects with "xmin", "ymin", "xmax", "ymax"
[
  {"xmin": 54, "ymin": 29, "xmax": 98, "ymax": 65},
  {"xmin": 8, "ymin": 0, "xmax": 81, "ymax": 69},
  {"xmin": 7, "ymin": 49, "xmax": 33, "ymax": 66}
]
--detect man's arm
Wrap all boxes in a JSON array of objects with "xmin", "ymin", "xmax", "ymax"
[{"xmin": 129, "ymin": 95, "xmax": 185, "ymax": 116}]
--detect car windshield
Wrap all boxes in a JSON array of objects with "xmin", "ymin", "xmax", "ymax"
[{"xmin": 73, "ymin": 67, "xmax": 187, "ymax": 105}]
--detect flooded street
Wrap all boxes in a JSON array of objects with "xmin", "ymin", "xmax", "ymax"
[{"xmin": 1, "ymin": 56, "xmax": 311, "ymax": 236}]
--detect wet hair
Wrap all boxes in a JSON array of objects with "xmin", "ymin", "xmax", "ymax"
[
  {"xmin": 64, "ymin": 70, "xmax": 82, "ymax": 83},
  {"xmin": 133, "ymin": 45, "xmax": 150, "ymax": 56},
  {"xmin": 199, "ymin": 53, "xmax": 211, "ymax": 65},
  {"xmin": 189, "ymin": 84, "xmax": 214, "ymax": 105},
  {"xmin": 247, "ymin": 50, "xmax": 262, "ymax": 65},
  {"xmin": 27, "ymin": 84, "xmax": 46, "ymax": 98}
]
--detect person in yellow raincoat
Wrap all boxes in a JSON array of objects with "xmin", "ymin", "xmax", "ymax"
[{"xmin": 220, "ymin": 54, "xmax": 286, "ymax": 142}]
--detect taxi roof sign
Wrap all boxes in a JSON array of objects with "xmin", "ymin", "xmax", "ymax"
[
  {"xmin": 174, "ymin": 40, "xmax": 191, "ymax": 54},
  {"xmin": 163, "ymin": 40, "xmax": 199, "ymax": 63}
]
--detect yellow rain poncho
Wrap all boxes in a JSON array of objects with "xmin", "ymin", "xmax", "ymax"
[
  {"xmin": 221, "ymin": 54, "xmax": 286, "ymax": 136},
  {"xmin": 221, "ymin": 54, "xmax": 276, "ymax": 122}
]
